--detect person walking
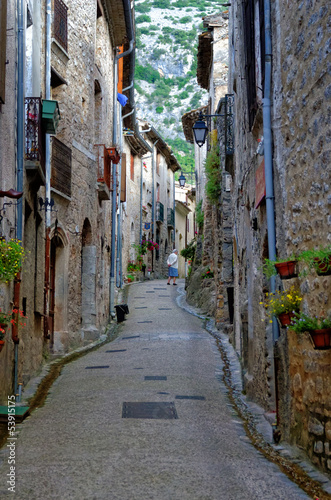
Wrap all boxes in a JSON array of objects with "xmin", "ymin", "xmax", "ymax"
[{"xmin": 167, "ymin": 249, "xmax": 179, "ymax": 285}]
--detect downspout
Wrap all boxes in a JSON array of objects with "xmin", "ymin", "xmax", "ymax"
[
  {"xmin": 14, "ymin": 0, "xmax": 24, "ymax": 400},
  {"xmin": 173, "ymin": 174, "xmax": 176, "ymax": 250},
  {"xmin": 110, "ymin": 0, "xmax": 134, "ymax": 316},
  {"xmin": 43, "ymin": 0, "xmax": 51, "ymax": 342},
  {"xmin": 151, "ymin": 139, "xmax": 159, "ymax": 273},
  {"xmin": 263, "ymin": 0, "xmax": 279, "ymax": 342}
]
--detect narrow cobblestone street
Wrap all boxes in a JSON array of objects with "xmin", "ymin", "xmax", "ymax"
[{"xmin": 0, "ymin": 280, "xmax": 311, "ymax": 499}]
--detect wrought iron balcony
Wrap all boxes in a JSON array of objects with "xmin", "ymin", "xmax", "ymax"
[
  {"xmin": 167, "ymin": 207, "xmax": 174, "ymax": 228},
  {"xmin": 225, "ymin": 94, "xmax": 234, "ymax": 156},
  {"xmin": 25, "ymin": 97, "xmax": 45, "ymax": 187},
  {"xmin": 156, "ymin": 201, "xmax": 164, "ymax": 223}
]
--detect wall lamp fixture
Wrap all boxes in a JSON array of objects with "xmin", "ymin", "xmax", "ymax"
[{"xmin": 192, "ymin": 111, "xmax": 225, "ymax": 147}]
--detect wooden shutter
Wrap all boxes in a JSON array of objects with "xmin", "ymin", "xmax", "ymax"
[
  {"xmin": 121, "ymin": 153, "xmax": 126, "ymax": 202},
  {"xmin": 130, "ymin": 153, "xmax": 134, "ymax": 181},
  {"xmin": 51, "ymin": 137, "xmax": 72, "ymax": 197},
  {"xmin": 0, "ymin": 0, "xmax": 7, "ymax": 103}
]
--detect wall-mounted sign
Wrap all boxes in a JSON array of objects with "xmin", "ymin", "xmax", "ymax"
[{"xmin": 255, "ymin": 159, "xmax": 266, "ymax": 209}]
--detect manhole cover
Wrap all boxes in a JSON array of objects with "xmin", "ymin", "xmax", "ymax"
[
  {"xmin": 122, "ymin": 335, "xmax": 140, "ymax": 340},
  {"xmin": 85, "ymin": 366, "xmax": 110, "ymax": 369},
  {"xmin": 122, "ymin": 402, "xmax": 178, "ymax": 419},
  {"xmin": 145, "ymin": 376, "xmax": 167, "ymax": 381},
  {"xmin": 106, "ymin": 349, "xmax": 127, "ymax": 353},
  {"xmin": 175, "ymin": 396, "xmax": 206, "ymax": 400}
]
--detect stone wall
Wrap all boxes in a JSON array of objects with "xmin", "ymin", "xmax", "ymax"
[{"xmin": 286, "ymin": 329, "xmax": 331, "ymax": 473}]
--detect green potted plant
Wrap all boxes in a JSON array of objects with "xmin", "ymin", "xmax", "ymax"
[
  {"xmin": 260, "ymin": 285, "xmax": 302, "ymax": 326},
  {"xmin": 290, "ymin": 313, "xmax": 331, "ymax": 349},
  {"xmin": 298, "ymin": 245, "xmax": 331, "ymax": 276},
  {"xmin": 127, "ymin": 274, "xmax": 135, "ymax": 283},
  {"xmin": 0, "ymin": 239, "xmax": 25, "ymax": 283},
  {"xmin": 262, "ymin": 256, "xmax": 297, "ymax": 280}
]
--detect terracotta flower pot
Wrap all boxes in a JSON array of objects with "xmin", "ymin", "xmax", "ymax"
[
  {"xmin": 309, "ymin": 328, "xmax": 331, "ymax": 349},
  {"xmin": 314, "ymin": 256, "xmax": 331, "ymax": 276},
  {"xmin": 278, "ymin": 312, "xmax": 296, "ymax": 326},
  {"xmin": 274, "ymin": 260, "xmax": 297, "ymax": 279},
  {"xmin": 0, "ymin": 340, "xmax": 5, "ymax": 353}
]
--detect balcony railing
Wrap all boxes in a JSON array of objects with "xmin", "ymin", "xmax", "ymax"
[
  {"xmin": 25, "ymin": 97, "xmax": 45, "ymax": 179},
  {"xmin": 156, "ymin": 201, "xmax": 164, "ymax": 223},
  {"xmin": 167, "ymin": 207, "xmax": 174, "ymax": 228}
]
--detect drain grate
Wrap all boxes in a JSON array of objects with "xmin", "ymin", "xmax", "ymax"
[
  {"xmin": 106, "ymin": 349, "xmax": 127, "ymax": 353},
  {"xmin": 85, "ymin": 365, "xmax": 109, "ymax": 369},
  {"xmin": 175, "ymin": 395, "xmax": 206, "ymax": 400},
  {"xmin": 146, "ymin": 291, "xmax": 155, "ymax": 293},
  {"xmin": 158, "ymin": 392, "xmax": 170, "ymax": 395},
  {"xmin": 159, "ymin": 295, "xmax": 170, "ymax": 297},
  {"xmin": 138, "ymin": 321, "xmax": 153, "ymax": 323},
  {"xmin": 145, "ymin": 376, "xmax": 167, "ymax": 381},
  {"xmin": 154, "ymin": 288, "xmax": 167, "ymax": 290},
  {"xmin": 134, "ymin": 367, "xmax": 144, "ymax": 370},
  {"xmin": 159, "ymin": 308, "xmax": 172, "ymax": 310},
  {"xmin": 134, "ymin": 297, "xmax": 145, "ymax": 299},
  {"xmin": 122, "ymin": 402, "xmax": 178, "ymax": 419},
  {"xmin": 122, "ymin": 335, "xmax": 140, "ymax": 340},
  {"xmin": 135, "ymin": 307, "xmax": 147, "ymax": 309}
]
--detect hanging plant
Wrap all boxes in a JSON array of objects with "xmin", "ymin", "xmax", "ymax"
[{"xmin": 0, "ymin": 239, "xmax": 25, "ymax": 283}]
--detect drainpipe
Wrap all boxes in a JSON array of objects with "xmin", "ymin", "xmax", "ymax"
[
  {"xmin": 43, "ymin": 0, "xmax": 51, "ymax": 341},
  {"xmin": 110, "ymin": 0, "xmax": 134, "ymax": 316},
  {"xmin": 173, "ymin": 174, "xmax": 176, "ymax": 250},
  {"xmin": 263, "ymin": 0, "xmax": 279, "ymax": 343},
  {"xmin": 14, "ymin": 0, "xmax": 24, "ymax": 401}
]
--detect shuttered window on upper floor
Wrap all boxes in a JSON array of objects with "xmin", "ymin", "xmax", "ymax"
[
  {"xmin": 53, "ymin": 0, "xmax": 68, "ymax": 52},
  {"xmin": 0, "ymin": 0, "xmax": 7, "ymax": 104},
  {"xmin": 51, "ymin": 137, "xmax": 72, "ymax": 198},
  {"xmin": 242, "ymin": 0, "xmax": 256, "ymax": 129}
]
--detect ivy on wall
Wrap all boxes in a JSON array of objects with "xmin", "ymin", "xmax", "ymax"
[{"xmin": 205, "ymin": 145, "xmax": 221, "ymax": 203}]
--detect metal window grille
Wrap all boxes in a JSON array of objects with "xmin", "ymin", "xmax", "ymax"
[
  {"xmin": 54, "ymin": 0, "xmax": 68, "ymax": 52},
  {"xmin": 25, "ymin": 97, "xmax": 45, "ymax": 174}
]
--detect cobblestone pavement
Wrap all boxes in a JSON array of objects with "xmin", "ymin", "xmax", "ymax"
[{"xmin": 0, "ymin": 279, "xmax": 310, "ymax": 499}]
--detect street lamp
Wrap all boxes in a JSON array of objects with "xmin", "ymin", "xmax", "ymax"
[
  {"xmin": 192, "ymin": 111, "xmax": 226, "ymax": 147},
  {"xmin": 192, "ymin": 112, "xmax": 208, "ymax": 147},
  {"xmin": 179, "ymin": 172, "xmax": 186, "ymax": 188}
]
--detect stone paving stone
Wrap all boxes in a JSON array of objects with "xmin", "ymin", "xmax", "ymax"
[{"xmin": 0, "ymin": 279, "xmax": 311, "ymax": 499}]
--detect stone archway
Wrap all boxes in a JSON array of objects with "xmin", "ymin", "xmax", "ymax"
[
  {"xmin": 81, "ymin": 218, "xmax": 98, "ymax": 340},
  {"xmin": 49, "ymin": 223, "xmax": 69, "ymax": 353}
]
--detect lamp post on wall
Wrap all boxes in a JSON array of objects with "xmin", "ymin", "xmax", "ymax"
[
  {"xmin": 179, "ymin": 172, "xmax": 186, "ymax": 189},
  {"xmin": 192, "ymin": 111, "xmax": 226, "ymax": 147}
]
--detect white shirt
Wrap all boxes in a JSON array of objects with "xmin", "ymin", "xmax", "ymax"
[{"xmin": 167, "ymin": 253, "xmax": 178, "ymax": 269}]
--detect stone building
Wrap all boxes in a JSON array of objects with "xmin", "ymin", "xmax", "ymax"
[
  {"xmin": 228, "ymin": 0, "xmax": 331, "ymax": 473},
  {"xmin": 181, "ymin": 12, "xmax": 232, "ymax": 323},
  {"xmin": 0, "ymin": 0, "xmax": 135, "ymax": 402},
  {"xmin": 175, "ymin": 183, "xmax": 196, "ymax": 278},
  {"xmin": 135, "ymin": 126, "xmax": 180, "ymax": 279}
]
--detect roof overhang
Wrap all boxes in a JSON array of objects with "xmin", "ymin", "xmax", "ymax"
[
  {"xmin": 181, "ymin": 105, "xmax": 208, "ymax": 143},
  {"xmin": 142, "ymin": 126, "xmax": 181, "ymax": 172}
]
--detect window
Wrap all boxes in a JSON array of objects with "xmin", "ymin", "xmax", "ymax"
[
  {"xmin": 156, "ymin": 153, "xmax": 161, "ymax": 176},
  {"xmin": 54, "ymin": 0, "xmax": 68, "ymax": 52},
  {"xmin": 156, "ymin": 183, "xmax": 160, "ymax": 202},
  {"xmin": 0, "ymin": 0, "xmax": 7, "ymax": 104},
  {"xmin": 242, "ymin": 0, "xmax": 256, "ymax": 129},
  {"xmin": 51, "ymin": 137, "xmax": 72, "ymax": 198},
  {"xmin": 130, "ymin": 153, "xmax": 134, "ymax": 181}
]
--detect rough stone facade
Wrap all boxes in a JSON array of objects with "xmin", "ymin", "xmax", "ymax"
[
  {"xmin": 228, "ymin": 0, "xmax": 331, "ymax": 473},
  {"xmin": 0, "ymin": 0, "xmax": 131, "ymax": 402}
]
